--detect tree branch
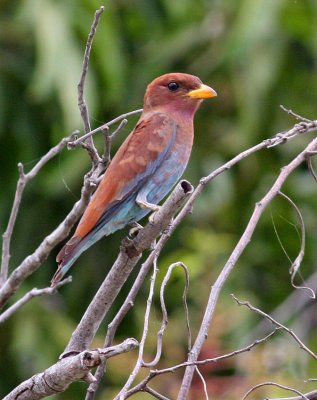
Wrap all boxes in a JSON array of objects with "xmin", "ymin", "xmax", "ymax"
[
  {"xmin": 0, "ymin": 175, "xmax": 92, "ymax": 309},
  {"xmin": 232, "ymin": 294, "xmax": 317, "ymax": 361},
  {"xmin": 0, "ymin": 133, "xmax": 77, "ymax": 287},
  {"xmin": 67, "ymin": 109, "xmax": 143, "ymax": 148},
  {"xmin": 176, "ymin": 136, "xmax": 317, "ymax": 400},
  {"xmin": 122, "ymin": 330, "xmax": 279, "ymax": 399},
  {"xmin": 0, "ymin": 277, "xmax": 72, "ymax": 324},
  {"xmin": 3, "ymin": 338, "xmax": 138, "ymax": 400},
  {"xmin": 242, "ymin": 381, "xmax": 310, "ymax": 400},
  {"xmin": 77, "ymin": 6, "xmax": 105, "ymax": 165}
]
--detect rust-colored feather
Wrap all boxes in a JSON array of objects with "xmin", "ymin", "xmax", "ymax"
[{"xmin": 74, "ymin": 113, "xmax": 175, "ymax": 238}]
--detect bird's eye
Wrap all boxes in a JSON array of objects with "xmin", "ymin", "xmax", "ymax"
[{"xmin": 167, "ymin": 82, "xmax": 179, "ymax": 92}]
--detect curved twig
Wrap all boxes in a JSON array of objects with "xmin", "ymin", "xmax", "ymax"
[
  {"xmin": 232, "ymin": 294, "xmax": 317, "ymax": 361},
  {"xmin": 242, "ymin": 381, "xmax": 310, "ymax": 400},
  {"xmin": 277, "ymin": 191, "xmax": 315, "ymax": 298}
]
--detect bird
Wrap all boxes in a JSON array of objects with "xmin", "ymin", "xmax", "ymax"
[{"xmin": 51, "ymin": 73, "xmax": 217, "ymax": 285}]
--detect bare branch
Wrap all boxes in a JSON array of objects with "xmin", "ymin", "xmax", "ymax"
[
  {"xmin": 68, "ymin": 109, "xmax": 143, "ymax": 148},
  {"xmin": 102, "ymin": 118, "xmax": 128, "ymax": 166},
  {"xmin": 272, "ymin": 389, "xmax": 317, "ymax": 400},
  {"xmin": 306, "ymin": 155, "xmax": 317, "ymax": 183},
  {"xmin": 115, "ymin": 259, "xmax": 160, "ymax": 399},
  {"xmin": 242, "ymin": 381, "xmax": 310, "ymax": 400},
  {"xmin": 123, "ymin": 330, "xmax": 279, "ymax": 399},
  {"xmin": 0, "ymin": 277, "xmax": 72, "ymax": 324},
  {"xmin": 77, "ymin": 6, "xmax": 105, "ymax": 165},
  {"xmin": 177, "ymin": 137, "xmax": 317, "ymax": 400},
  {"xmin": 266, "ymin": 120, "xmax": 317, "ymax": 148},
  {"xmin": 277, "ymin": 191, "xmax": 315, "ymax": 298},
  {"xmin": 232, "ymin": 294, "xmax": 317, "ymax": 361},
  {"xmin": 0, "ymin": 176, "xmax": 92, "ymax": 309},
  {"xmin": 143, "ymin": 261, "xmax": 191, "ymax": 367},
  {"xmin": 116, "ymin": 262, "xmax": 190, "ymax": 399},
  {"xmin": 195, "ymin": 366, "xmax": 209, "ymax": 400},
  {"xmin": 3, "ymin": 338, "xmax": 138, "ymax": 400},
  {"xmin": 280, "ymin": 105, "xmax": 313, "ymax": 123},
  {"xmin": 0, "ymin": 132, "xmax": 77, "ymax": 288},
  {"xmin": 143, "ymin": 386, "xmax": 171, "ymax": 400}
]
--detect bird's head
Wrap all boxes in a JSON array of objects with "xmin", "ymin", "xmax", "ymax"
[{"xmin": 143, "ymin": 73, "xmax": 217, "ymax": 118}]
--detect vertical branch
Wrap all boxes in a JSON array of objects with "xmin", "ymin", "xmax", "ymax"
[
  {"xmin": 0, "ymin": 165, "xmax": 26, "ymax": 286},
  {"xmin": 114, "ymin": 259, "xmax": 160, "ymax": 399},
  {"xmin": 0, "ymin": 135, "xmax": 73, "ymax": 288},
  {"xmin": 77, "ymin": 6, "xmax": 105, "ymax": 165}
]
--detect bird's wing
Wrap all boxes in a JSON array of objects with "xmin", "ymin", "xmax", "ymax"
[{"xmin": 75, "ymin": 112, "xmax": 177, "ymax": 239}]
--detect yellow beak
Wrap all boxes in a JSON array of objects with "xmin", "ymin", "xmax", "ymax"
[{"xmin": 187, "ymin": 84, "xmax": 217, "ymax": 99}]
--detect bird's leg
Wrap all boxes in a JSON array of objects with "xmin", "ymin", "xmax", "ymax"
[
  {"xmin": 136, "ymin": 193, "xmax": 161, "ymax": 224},
  {"xmin": 136, "ymin": 198, "xmax": 161, "ymax": 212},
  {"xmin": 128, "ymin": 221, "xmax": 143, "ymax": 238}
]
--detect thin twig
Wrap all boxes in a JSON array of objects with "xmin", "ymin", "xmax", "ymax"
[
  {"xmin": 68, "ymin": 109, "xmax": 143, "ymax": 148},
  {"xmin": 306, "ymin": 156, "xmax": 317, "ymax": 183},
  {"xmin": 280, "ymin": 105, "xmax": 313, "ymax": 123},
  {"xmin": 77, "ymin": 6, "xmax": 105, "ymax": 165},
  {"xmin": 242, "ymin": 381, "xmax": 310, "ymax": 400},
  {"xmin": 0, "ymin": 277, "xmax": 72, "ymax": 324},
  {"xmin": 266, "ymin": 120, "xmax": 317, "ymax": 148},
  {"xmin": 272, "ymin": 389, "xmax": 317, "ymax": 400},
  {"xmin": 0, "ymin": 173, "xmax": 93, "ymax": 309},
  {"xmin": 277, "ymin": 191, "xmax": 315, "ymax": 298},
  {"xmin": 143, "ymin": 386, "xmax": 171, "ymax": 400},
  {"xmin": 195, "ymin": 366, "xmax": 209, "ymax": 400},
  {"xmin": 142, "ymin": 262, "xmax": 191, "ymax": 368},
  {"xmin": 0, "ymin": 133, "xmax": 76, "ymax": 287},
  {"xmin": 232, "ymin": 294, "xmax": 317, "ymax": 361},
  {"xmin": 123, "ymin": 330, "xmax": 279, "ymax": 399},
  {"xmin": 102, "ymin": 118, "xmax": 128, "ymax": 165},
  {"xmin": 115, "ymin": 258, "xmax": 160, "ymax": 399}
]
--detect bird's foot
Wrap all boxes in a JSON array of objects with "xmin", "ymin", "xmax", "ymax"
[
  {"xmin": 148, "ymin": 210, "xmax": 160, "ymax": 225},
  {"xmin": 149, "ymin": 238, "xmax": 157, "ymax": 251},
  {"xmin": 136, "ymin": 199, "xmax": 161, "ymax": 212},
  {"xmin": 129, "ymin": 222, "xmax": 143, "ymax": 238}
]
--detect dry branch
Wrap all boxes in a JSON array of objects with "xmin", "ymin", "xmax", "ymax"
[
  {"xmin": 0, "ymin": 133, "xmax": 76, "ymax": 287},
  {"xmin": 0, "ymin": 277, "xmax": 71, "ymax": 324},
  {"xmin": 232, "ymin": 294, "xmax": 317, "ymax": 361},
  {"xmin": 3, "ymin": 339, "xmax": 138, "ymax": 400},
  {"xmin": 77, "ymin": 6, "xmax": 105, "ymax": 165},
  {"xmin": 177, "ymin": 136, "xmax": 317, "ymax": 400},
  {"xmin": 242, "ymin": 382, "xmax": 310, "ymax": 400},
  {"xmin": 121, "ymin": 330, "xmax": 279, "ymax": 399}
]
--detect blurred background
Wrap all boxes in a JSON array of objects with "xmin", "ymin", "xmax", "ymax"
[{"xmin": 1, "ymin": 0, "xmax": 317, "ymax": 398}]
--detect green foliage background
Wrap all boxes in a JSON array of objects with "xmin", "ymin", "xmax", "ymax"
[{"xmin": 1, "ymin": 0, "xmax": 317, "ymax": 398}]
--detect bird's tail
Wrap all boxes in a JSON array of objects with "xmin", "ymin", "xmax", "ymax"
[
  {"xmin": 51, "ymin": 193, "xmax": 141, "ymax": 286},
  {"xmin": 51, "ymin": 203, "xmax": 121, "ymax": 286},
  {"xmin": 51, "ymin": 235, "xmax": 86, "ymax": 286}
]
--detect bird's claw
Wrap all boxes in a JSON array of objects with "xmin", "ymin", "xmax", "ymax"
[
  {"xmin": 129, "ymin": 222, "xmax": 143, "ymax": 238},
  {"xmin": 148, "ymin": 207, "xmax": 161, "ymax": 224},
  {"xmin": 149, "ymin": 238, "xmax": 157, "ymax": 251}
]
